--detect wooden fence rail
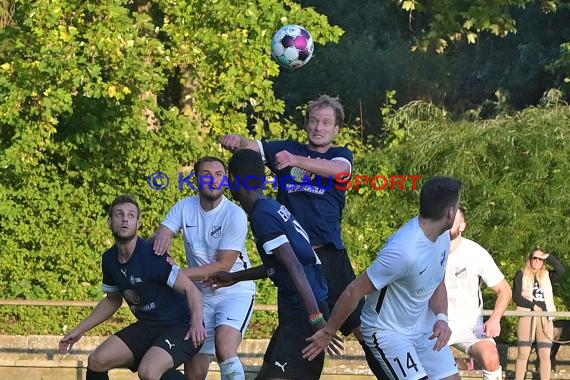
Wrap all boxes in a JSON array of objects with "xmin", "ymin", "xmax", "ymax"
[{"xmin": 2, "ymin": 299, "xmax": 570, "ymax": 318}]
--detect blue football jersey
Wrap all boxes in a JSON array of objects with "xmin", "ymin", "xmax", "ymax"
[
  {"xmin": 249, "ymin": 198, "xmax": 328, "ymax": 312},
  {"xmin": 260, "ymin": 140, "xmax": 352, "ymax": 249},
  {"xmin": 101, "ymin": 238, "xmax": 190, "ymax": 328}
]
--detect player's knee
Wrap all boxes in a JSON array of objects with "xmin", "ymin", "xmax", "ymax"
[
  {"xmin": 87, "ymin": 352, "xmax": 111, "ymax": 372},
  {"xmin": 479, "ymin": 349, "xmax": 500, "ymax": 370},
  {"xmin": 184, "ymin": 362, "xmax": 209, "ymax": 380},
  {"xmin": 215, "ymin": 341, "xmax": 239, "ymax": 361},
  {"xmin": 137, "ymin": 362, "xmax": 163, "ymax": 380}
]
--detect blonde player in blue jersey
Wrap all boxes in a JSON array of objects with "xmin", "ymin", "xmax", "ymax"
[
  {"xmin": 220, "ymin": 96, "xmax": 370, "ymax": 366},
  {"xmin": 304, "ymin": 176, "xmax": 463, "ymax": 380}
]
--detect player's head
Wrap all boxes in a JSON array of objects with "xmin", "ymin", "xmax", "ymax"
[
  {"xmin": 108, "ymin": 194, "xmax": 140, "ymax": 242},
  {"xmin": 419, "ymin": 176, "xmax": 463, "ymax": 229},
  {"xmin": 228, "ymin": 149, "xmax": 265, "ymax": 202},
  {"xmin": 449, "ymin": 206, "xmax": 466, "ymax": 240},
  {"xmin": 193, "ymin": 156, "xmax": 227, "ymax": 202},
  {"xmin": 305, "ymin": 95, "xmax": 343, "ymax": 149}
]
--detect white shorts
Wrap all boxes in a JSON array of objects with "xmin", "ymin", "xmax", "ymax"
[
  {"xmin": 363, "ymin": 330, "xmax": 459, "ymax": 380},
  {"xmin": 199, "ymin": 291, "xmax": 255, "ymax": 355},
  {"xmin": 448, "ymin": 315, "xmax": 495, "ymax": 354}
]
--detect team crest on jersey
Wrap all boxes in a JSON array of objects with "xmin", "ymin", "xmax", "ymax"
[
  {"xmin": 454, "ymin": 267, "xmax": 467, "ymax": 278},
  {"xmin": 290, "ymin": 166, "xmax": 315, "ymax": 183},
  {"xmin": 210, "ymin": 225, "xmax": 222, "ymax": 238}
]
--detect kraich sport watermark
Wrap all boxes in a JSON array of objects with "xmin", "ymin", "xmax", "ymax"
[{"xmin": 147, "ymin": 171, "xmax": 423, "ymax": 192}]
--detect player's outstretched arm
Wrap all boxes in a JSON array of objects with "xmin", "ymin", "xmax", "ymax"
[
  {"xmin": 220, "ymin": 134, "xmax": 259, "ymax": 152},
  {"xmin": 485, "ymin": 279, "xmax": 512, "ymax": 338},
  {"xmin": 303, "ymin": 272, "xmax": 375, "ymax": 361},
  {"xmin": 172, "ymin": 271, "xmax": 207, "ymax": 348},
  {"xmin": 58, "ymin": 292, "xmax": 123, "ymax": 354},
  {"xmin": 203, "ymin": 265, "xmax": 268, "ymax": 290}
]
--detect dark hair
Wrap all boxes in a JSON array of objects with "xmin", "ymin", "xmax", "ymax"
[
  {"xmin": 108, "ymin": 194, "xmax": 140, "ymax": 218},
  {"xmin": 194, "ymin": 156, "xmax": 227, "ymax": 174},
  {"xmin": 228, "ymin": 149, "xmax": 265, "ymax": 189},
  {"xmin": 306, "ymin": 95, "xmax": 345, "ymax": 127},
  {"xmin": 419, "ymin": 176, "xmax": 463, "ymax": 220}
]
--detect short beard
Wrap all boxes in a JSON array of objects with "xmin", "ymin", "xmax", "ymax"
[
  {"xmin": 113, "ymin": 230, "xmax": 137, "ymax": 244},
  {"xmin": 201, "ymin": 190, "xmax": 223, "ymax": 203}
]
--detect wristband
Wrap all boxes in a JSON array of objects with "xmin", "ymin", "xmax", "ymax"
[
  {"xmin": 309, "ymin": 312, "xmax": 325, "ymax": 326},
  {"xmin": 435, "ymin": 313, "xmax": 448, "ymax": 323}
]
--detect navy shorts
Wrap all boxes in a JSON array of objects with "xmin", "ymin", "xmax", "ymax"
[
  {"xmin": 115, "ymin": 321, "xmax": 202, "ymax": 371},
  {"xmin": 315, "ymin": 244, "xmax": 364, "ymax": 336},
  {"xmin": 255, "ymin": 300, "xmax": 329, "ymax": 380}
]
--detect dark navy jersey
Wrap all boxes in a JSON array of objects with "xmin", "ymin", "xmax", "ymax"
[
  {"xmin": 260, "ymin": 140, "xmax": 352, "ymax": 249},
  {"xmin": 101, "ymin": 237, "xmax": 190, "ymax": 328},
  {"xmin": 249, "ymin": 198, "xmax": 328, "ymax": 312}
]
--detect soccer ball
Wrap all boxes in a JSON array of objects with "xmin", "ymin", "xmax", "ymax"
[{"xmin": 271, "ymin": 25, "xmax": 314, "ymax": 69}]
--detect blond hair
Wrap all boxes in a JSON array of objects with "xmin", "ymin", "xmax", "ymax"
[
  {"xmin": 306, "ymin": 95, "xmax": 345, "ymax": 127},
  {"xmin": 521, "ymin": 248, "xmax": 550, "ymax": 291}
]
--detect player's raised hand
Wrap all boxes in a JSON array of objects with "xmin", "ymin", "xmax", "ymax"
[
  {"xmin": 202, "ymin": 271, "xmax": 236, "ymax": 290},
  {"xmin": 153, "ymin": 232, "xmax": 172, "ymax": 256},
  {"xmin": 58, "ymin": 330, "xmax": 83, "ymax": 354},
  {"xmin": 220, "ymin": 134, "xmax": 243, "ymax": 152},
  {"xmin": 429, "ymin": 320, "xmax": 452, "ymax": 351}
]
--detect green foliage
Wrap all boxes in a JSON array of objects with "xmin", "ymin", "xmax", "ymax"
[
  {"xmin": 1, "ymin": 0, "xmax": 569, "ymax": 345},
  {"xmin": 280, "ymin": 1, "xmax": 570, "ymax": 127},
  {"xmin": 357, "ymin": 99, "xmax": 570, "ymax": 343},
  {"xmin": 395, "ymin": 0, "xmax": 556, "ymax": 53},
  {"xmin": 0, "ymin": 0, "xmax": 340, "ymax": 336}
]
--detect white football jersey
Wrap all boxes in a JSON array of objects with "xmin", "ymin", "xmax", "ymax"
[
  {"xmin": 361, "ymin": 217, "xmax": 450, "ymax": 336},
  {"xmin": 161, "ymin": 195, "xmax": 255, "ymax": 295},
  {"xmin": 445, "ymin": 237, "xmax": 504, "ymax": 330}
]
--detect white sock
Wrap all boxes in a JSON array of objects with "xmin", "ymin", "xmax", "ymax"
[
  {"xmin": 219, "ymin": 356, "xmax": 245, "ymax": 380},
  {"xmin": 483, "ymin": 366, "xmax": 503, "ymax": 380}
]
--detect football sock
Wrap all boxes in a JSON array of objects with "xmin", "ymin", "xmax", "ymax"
[
  {"xmin": 220, "ymin": 356, "xmax": 245, "ymax": 380},
  {"xmin": 483, "ymin": 367, "xmax": 503, "ymax": 380},
  {"xmin": 160, "ymin": 368, "xmax": 186, "ymax": 380},
  {"xmin": 86, "ymin": 368, "xmax": 109, "ymax": 380}
]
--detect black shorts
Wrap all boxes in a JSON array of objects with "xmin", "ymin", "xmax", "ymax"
[
  {"xmin": 315, "ymin": 244, "xmax": 364, "ymax": 336},
  {"xmin": 255, "ymin": 301, "xmax": 329, "ymax": 380},
  {"xmin": 115, "ymin": 321, "xmax": 202, "ymax": 371}
]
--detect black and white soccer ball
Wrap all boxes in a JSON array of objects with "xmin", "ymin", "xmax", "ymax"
[{"xmin": 271, "ymin": 25, "xmax": 314, "ymax": 69}]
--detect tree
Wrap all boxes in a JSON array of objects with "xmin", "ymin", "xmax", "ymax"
[{"xmin": 0, "ymin": 0, "xmax": 342, "ymax": 301}]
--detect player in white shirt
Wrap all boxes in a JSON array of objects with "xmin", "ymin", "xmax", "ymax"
[
  {"xmin": 153, "ymin": 156, "xmax": 256, "ymax": 380},
  {"xmin": 303, "ymin": 176, "xmax": 463, "ymax": 380},
  {"xmin": 446, "ymin": 207, "xmax": 512, "ymax": 380}
]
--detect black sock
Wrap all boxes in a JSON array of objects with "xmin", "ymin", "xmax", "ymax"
[
  {"xmin": 86, "ymin": 368, "xmax": 109, "ymax": 380},
  {"xmin": 160, "ymin": 368, "xmax": 186, "ymax": 380}
]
